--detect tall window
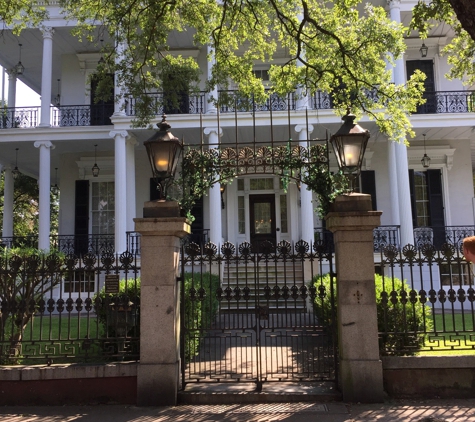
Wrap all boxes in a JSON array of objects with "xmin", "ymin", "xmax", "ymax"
[
  {"xmin": 413, "ymin": 171, "xmax": 430, "ymax": 227},
  {"xmin": 280, "ymin": 194, "xmax": 288, "ymax": 233},
  {"xmin": 238, "ymin": 196, "xmax": 245, "ymax": 234},
  {"xmin": 91, "ymin": 181, "xmax": 115, "ymax": 234}
]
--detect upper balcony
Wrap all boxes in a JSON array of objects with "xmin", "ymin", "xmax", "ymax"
[{"xmin": 1, "ymin": 90, "xmax": 473, "ymax": 129}]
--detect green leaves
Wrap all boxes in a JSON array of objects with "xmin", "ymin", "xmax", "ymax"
[
  {"xmin": 52, "ymin": 0, "xmax": 426, "ymax": 140},
  {"xmin": 177, "ymin": 142, "xmax": 347, "ymax": 219}
]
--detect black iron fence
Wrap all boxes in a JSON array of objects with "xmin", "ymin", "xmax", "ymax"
[
  {"xmin": 0, "ymin": 249, "xmax": 140, "ymax": 364},
  {"xmin": 376, "ymin": 242, "xmax": 475, "ymax": 356},
  {"xmin": 180, "ymin": 239, "xmax": 337, "ymax": 388}
]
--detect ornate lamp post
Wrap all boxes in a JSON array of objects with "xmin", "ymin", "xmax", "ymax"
[
  {"xmin": 330, "ymin": 111, "xmax": 370, "ymax": 191},
  {"xmin": 144, "ymin": 114, "xmax": 183, "ymax": 201}
]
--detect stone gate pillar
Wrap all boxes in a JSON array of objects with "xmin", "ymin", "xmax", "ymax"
[
  {"xmin": 134, "ymin": 201, "xmax": 190, "ymax": 406},
  {"xmin": 325, "ymin": 194, "xmax": 384, "ymax": 403}
]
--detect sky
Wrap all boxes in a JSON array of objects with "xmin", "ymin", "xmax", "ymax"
[{"xmin": 1, "ymin": 66, "xmax": 41, "ymax": 107}]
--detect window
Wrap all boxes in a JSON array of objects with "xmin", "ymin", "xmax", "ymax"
[
  {"xmin": 64, "ymin": 270, "xmax": 95, "ymax": 293},
  {"xmin": 252, "ymin": 69, "xmax": 269, "ymax": 81},
  {"xmin": 91, "ymin": 181, "xmax": 115, "ymax": 234},
  {"xmin": 413, "ymin": 171, "xmax": 430, "ymax": 227},
  {"xmin": 238, "ymin": 196, "xmax": 245, "ymax": 234},
  {"xmin": 440, "ymin": 263, "xmax": 471, "ymax": 286},
  {"xmin": 409, "ymin": 169, "xmax": 445, "ymax": 234},
  {"xmin": 250, "ymin": 178, "xmax": 274, "ymax": 190},
  {"xmin": 280, "ymin": 194, "xmax": 288, "ymax": 233},
  {"xmin": 237, "ymin": 179, "xmax": 245, "ymax": 191}
]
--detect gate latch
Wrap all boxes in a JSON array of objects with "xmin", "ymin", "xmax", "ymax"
[{"xmin": 256, "ymin": 305, "xmax": 269, "ymax": 320}]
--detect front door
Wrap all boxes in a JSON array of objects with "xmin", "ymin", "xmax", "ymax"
[{"xmin": 250, "ymin": 194, "xmax": 276, "ymax": 249}]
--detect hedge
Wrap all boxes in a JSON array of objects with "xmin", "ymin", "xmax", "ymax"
[{"xmin": 312, "ymin": 274, "xmax": 432, "ymax": 356}]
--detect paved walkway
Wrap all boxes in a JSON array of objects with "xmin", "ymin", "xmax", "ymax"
[{"xmin": 0, "ymin": 399, "xmax": 474, "ymax": 422}]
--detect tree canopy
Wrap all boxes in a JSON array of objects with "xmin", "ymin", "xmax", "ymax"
[
  {"xmin": 412, "ymin": 0, "xmax": 475, "ymax": 86},
  {"xmin": 1, "ymin": 0, "xmax": 473, "ymax": 140}
]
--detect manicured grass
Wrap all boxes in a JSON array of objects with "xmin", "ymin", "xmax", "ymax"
[
  {"xmin": 419, "ymin": 312, "xmax": 475, "ymax": 356},
  {"xmin": 20, "ymin": 314, "xmax": 101, "ymax": 341}
]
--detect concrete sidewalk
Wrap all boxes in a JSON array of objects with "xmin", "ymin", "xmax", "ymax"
[{"xmin": 0, "ymin": 399, "xmax": 474, "ymax": 422}]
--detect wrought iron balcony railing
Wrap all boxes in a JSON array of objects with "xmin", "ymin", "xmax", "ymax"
[
  {"xmin": 124, "ymin": 92, "xmax": 206, "ymax": 116},
  {"xmin": 0, "ymin": 107, "xmax": 39, "ymax": 129},
  {"xmin": 415, "ymin": 91, "xmax": 475, "ymax": 114},
  {"xmin": 1, "ymin": 90, "xmax": 473, "ymax": 129}
]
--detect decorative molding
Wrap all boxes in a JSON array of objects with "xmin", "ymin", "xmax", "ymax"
[
  {"xmin": 77, "ymin": 53, "xmax": 102, "ymax": 73},
  {"xmin": 109, "ymin": 130, "xmax": 129, "ymax": 140},
  {"xmin": 407, "ymin": 145, "xmax": 455, "ymax": 170},
  {"xmin": 34, "ymin": 141, "xmax": 55, "ymax": 150},
  {"xmin": 41, "ymin": 26, "xmax": 55, "ymax": 39},
  {"xmin": 126, "ymin": 134, "xmax": 138, "ymax": 146},
  {"xmin": 204, "ymin": 127, "xmax": 223, "ymax": 137},
  {"xmin": 294, "ymin": 124, "xmax": 314, "ymax": 135},
  {"xmin": 76, "ymin": 156, "xmax": 114, "ymax": 178}
]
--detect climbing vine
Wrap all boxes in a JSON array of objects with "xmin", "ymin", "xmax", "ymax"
[{"xmin": 172, "ymin": 142, "xmax": 348, "ymax": 221}]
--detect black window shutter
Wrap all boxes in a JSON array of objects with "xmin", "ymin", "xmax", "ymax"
[
  {"xmin": 406, "ymin": 60, "xmax": 436, "ymax": 113},
  {"xmin": 427, "ymin": 169, "xmax": 445, "ymax": 247},
  {"xmin": 150, "ymin": 178, "xmax": 161, "ymax": 201},
  {"xmin": 360, "ymin": 170, "xmax": 377, "ymax": 211},
  {"xmin": 408, "ymin": 169, "xmax": 417, "ymax": 227},
  {"xmin": 74, "ymin": 180, "xmax": 89, "ymax": 255},
  {"xmin": 190, "ymin": 197, "xmax": 205, "ymax": 244}
]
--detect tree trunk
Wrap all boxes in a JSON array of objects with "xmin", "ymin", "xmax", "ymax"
[{"xmin": 448, "ymin": 0, "xmax": 475, "ymax": 42}]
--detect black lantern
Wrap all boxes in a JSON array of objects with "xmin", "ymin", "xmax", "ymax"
[
  {"xmin": 51, "ymin": 167, "xmax": 59, "ymax": 195},
  {"xmin": 12, "ymin": 148, "xmax": 20, "ymax": 180},
  {"xmin": 92, "ymin": 144, "xmax": 100, "ymax": 177},
  {"xmin": 330, "ymin": 111, "xmax": 370, "ymax": 191},
  {"xmin": 144, "ymin": 115, "xmax": 183, "ymax": 200},
  {"xmin": 421, "ymin": 133, "xmax": 430, "ymax": 168},
  {"xmin": 420, "ymin": 42, "xmax": 428, "ymax": 58},
  {"xmin": 15, "ymin": 44, "xmax": 25, "ymax": 76}
]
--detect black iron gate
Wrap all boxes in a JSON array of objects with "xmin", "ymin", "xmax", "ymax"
[{"xmin": 180, "ymin": 239, "xmax": 337, "ymax": 389}]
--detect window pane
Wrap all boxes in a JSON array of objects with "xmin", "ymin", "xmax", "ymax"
[
  {"xmin": 280, "ymin": 195, "xmax": 288, "ymax": 233},
  {"xmin": 237, "ymin": 179, "xmax": 244, "ymax": 191},
  {"xmin": 238, "ymin": 196, "xmax": 245, "ymax": 234},
  {"xmin": 253, "ymin": 203, "xmax": 272, "ymax": 234},
  {"xmin": 91, "ymin": 181, "xmax": 115, "ymax": 234}
]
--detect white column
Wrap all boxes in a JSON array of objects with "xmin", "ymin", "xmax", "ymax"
[
  {"xmin": 2, "ymin": 166, "xmax": 14, "ymax": 238},
  {"xmin": 126, "ymin": 135, "xmax": 138, "ymax": 232},
  {"xmin": 387, "ymin": 140, "xmax": 400, "ymax": 225},
  {"xmin": 388, "ymin": 0, "xmax": 414, "ymax": 246},
  {"xmin": 204, "ymin": 127, "xmax": 222, "ymax": 245},
  {"xmin": 39, "ymin": 27, "xmax": 54, "ymax": 127},
  {"xmin": 113, "ymin": 41, "xmax": 127, "ymax": 117},
  {"xmin": 295, "ymin": 124, "xmax": 315, "ymax": 244},
  {"xmin": 110, "ymin": 130, "xmax": 128, "ymax": 253},
  {"xmin": 395, "ymin": 143, "xmax": 414, "ymax": 246},
  {"xmin": 206, "ymin": 45, "xmax": 218, "ymax": 114},
  {"xmin": 7, "ymin": 70, "xmax": 16, "ymax": 108},
  {"xmin": 34, "ymin": 141, "xmax": 55, "ymax": 250}
]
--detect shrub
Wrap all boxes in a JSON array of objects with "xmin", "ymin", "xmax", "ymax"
[
  {"xmin": 94, "ymin": 277, "xmax": 141, "ymax": 338},
  {"xmin": 93, "ymin": 272, "xmax": 220, "ymax": 362},
  {"xmin": 182, "ymin": 272, "xmax": 220, "ymax": 361},
  {"xmin": 0, "ymin": 247, "xmax": 66, "ymax": 363},
  {"xmin": 312, "ymin": 274, "xmax": 432, "ymax": 356}
]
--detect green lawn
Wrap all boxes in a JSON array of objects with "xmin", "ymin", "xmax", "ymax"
[
  {"xmin": 419, "ymin": 312, "xmax": 475, "ymax": 356},
  {"xmin": 20, "ymin": 314, "xmax": 101, "ymax": 341},
  {"xmin": 0, "ymin": 313, "xmax": 136, "ymax": 365}
]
